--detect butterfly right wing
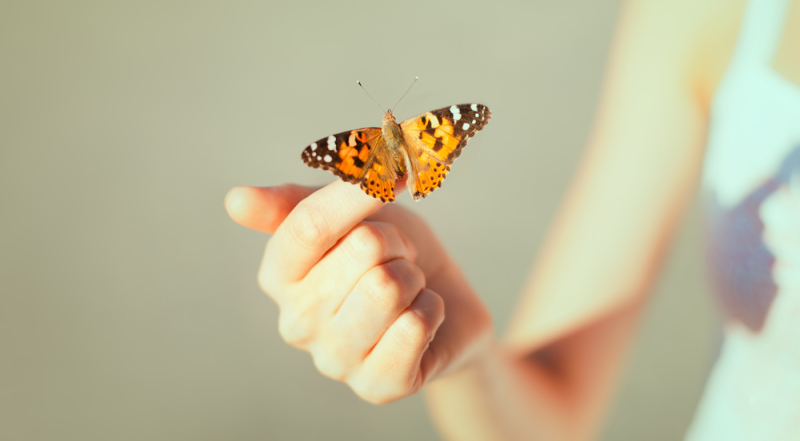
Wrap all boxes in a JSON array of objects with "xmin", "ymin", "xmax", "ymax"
[
  {"xmin": 399, "ymin": 104, "xmax": 491, "ymax": 199},
  {"xmin": 301, "ymin": 127, "xmax": 383, "ymax": 184}
]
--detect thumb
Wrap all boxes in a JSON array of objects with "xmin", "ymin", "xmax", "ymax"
[{"xmin": 225, "ymin": 184, "xmax": 315, "ymax": 233}]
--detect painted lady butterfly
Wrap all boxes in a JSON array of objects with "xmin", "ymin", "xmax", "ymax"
[{"xmin": 301, "ymin": 103, "xmax": 491, "ymax": 202}]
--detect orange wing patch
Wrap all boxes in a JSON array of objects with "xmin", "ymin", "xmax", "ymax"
[
  {"xmin": 360, "ymin": 160, "xmax": 396, "ymax": 202},
  {"xmin": 406, "ymin": 112, "xmax": 463, "ymax": 163},
  {"xmin": 334, "ymin": 131, "xmax": 374, "ymax": 181},
  {"xmin": 301, "ymin": 103, "xmax": 490, "ymax": 202},
  {"xmin": 301, "ymin": 128, "xmax": 382, "ymax": 184},
  {"xmin": 400, "ymin": 104, "xmax": 491, "ymax": 200},
  {"xmin": 409, "ymin": 151, "xmax": 450, "ymax": 199}
]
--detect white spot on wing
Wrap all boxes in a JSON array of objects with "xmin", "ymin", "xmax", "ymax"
[
  {"xmin": 327, "ymin": 135, "xmax": 336, "ymax": 151},
  {"xmin": 472, "ymin": 119, "xmax": 476, "ymax": 124},
  {"xmin": 311, "ymin": 142, "xmax": 318, "ymax": 151},
  {"xmin": 324, "ymin": 155, "xmax": 332, "ymax": 162},
  {"xmin": 462, "ymin": 123, "xmax": 470, "ymax": 130},
  {"xmin": 450, "ymin": 105, "xmax": 461, "ymax": 121},
  {"xmin": 470, "ymin": 104, "xmax": 478, "ymax": 111}
]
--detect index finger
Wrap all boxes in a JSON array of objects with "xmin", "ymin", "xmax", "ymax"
[
  {"xmin": 225, "ymin": 184, "xmax": 316, "ymax": 234},
  {"xmin": 262, "ymin": 178, "xmax": 406, "ymax": 285}
]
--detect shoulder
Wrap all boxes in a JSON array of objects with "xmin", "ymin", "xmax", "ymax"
[
  {"xmin": 616, "ymin": 0, "xmax": 746, "ymax": 112},
  {"xmin": 684, "ymin": 0, "xmax": 747, "ymax": 111}
]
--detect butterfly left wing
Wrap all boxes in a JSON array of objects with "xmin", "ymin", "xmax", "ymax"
[
  {"xmin": 400, "ymin": 104, "xmax": 491, "ymax": 199},
  {"xmin": 301, "ymin": 127, "xmax": 400, "ymax": 202},
  {"xmin": 302, "ymin": 128, "xmax": 381, "ymax": 183}
]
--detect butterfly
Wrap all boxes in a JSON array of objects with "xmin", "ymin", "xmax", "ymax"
[{"xmin": 301, "ymin": 103, "xmax": 491, "ymax": 202}]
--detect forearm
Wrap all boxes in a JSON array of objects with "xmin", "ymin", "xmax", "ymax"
[
  {"xmin": 424, "ymin": 301, "xmax": 642, "ymax": 441},
  {"xmin": 424, "ymin": 340, "xmax": 569, "ymax": 441}
]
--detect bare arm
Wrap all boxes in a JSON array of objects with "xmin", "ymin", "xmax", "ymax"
[
  {"xmin": 224, "ymin": 0, "xmax": 737, "ymax": 438},
  {"xmin": 424, "ymin": 0, "xmax": 735, "ymax": 439}
]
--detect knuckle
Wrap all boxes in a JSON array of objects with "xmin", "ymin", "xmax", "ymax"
[
  {"xmin": 350, "ymin": 378, "xmax": 385, "ymax": 404},
  {"xmin": 257, "ymin": 270, "xmax": 276, "ymax": 296},
  {"xmin": 382, "ymin": 223, "xmax": 415, "ymax": 260},
  {"xmin": 349, "ymin": 222, "xmax": 390, "ymax": 258},
  {"xmin": 425, "ymin": 289, "xmax": 446, "ymax": 319},
  {"xmin": 378, "ymin": 222, "xmax": 402, "ymax": 243},
  {"xmin": 406, "ymin": 262, "xmax": 426, "ymax": 289},
  {"xmin": 361, "ymin": 264, "xmax": 406, "ymax": 308},
  {"xmin": 364, "ymin": 260, "xmax": 425, "ymax": 309},
  {"xmin": 312, "ymin": 351, "xmax": 348, "ymax": 382},
  {"xmin": 400, "ymin": 299, "xmax": 442, "ymax": 344},
  {"xmin": 277, "ymin": 309, "xmax": 314, "ymax": 347},
  {"xmin": 400, "ymin": 314, "xmax": 433, "ymax": 344},
  {"xmin": 350, "ymin": 375, "xmax": 414, "ymax": 405},
  {"xmin": 290, "ymin": 202, "xmax": 328, "ymax": 249},
  {"xmin": 353, "ymin": 389, "xmax": 386, "ymax": 405}
]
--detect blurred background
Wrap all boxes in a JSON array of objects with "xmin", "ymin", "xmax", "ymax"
[{"xmin": 0, "ymin": 1, "xmax": 717, "ymax": 440}]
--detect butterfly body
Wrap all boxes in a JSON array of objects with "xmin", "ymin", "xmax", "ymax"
[
  {"xmin": 377, "ymin": 110, "xmax": 407, "ymax": 182},
  {"xmin": 301, "ymin": 104, "xmax": 491, "ymax": 202},
  {"xmin": 380, "ymin": 110, "xmax": 403, "ymax": 151}
]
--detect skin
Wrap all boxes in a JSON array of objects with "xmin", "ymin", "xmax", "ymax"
[
  {"xmin": 226, "ymin": 0, "xmax": 800, "ymax": 439},
  {"xmin": 226, "ymin": 181, "xmax": 492, "ymax": 404}
]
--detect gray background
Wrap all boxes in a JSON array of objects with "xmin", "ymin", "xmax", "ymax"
[{"xmin": 1, "ymin": 1, "xmax": 716, "ymax": 440}]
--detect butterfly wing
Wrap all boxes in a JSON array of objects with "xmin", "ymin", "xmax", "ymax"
[
  {"xmin": 301, "ymin": 127, "xmax": 399, "ymax": 202},
  {"xmin": 359, "ymin": 155, "xmax": 399, "ymax": 202},
  {"xmin": 400, "ymin": 104, "xmax": 491, "ymax": 199}
]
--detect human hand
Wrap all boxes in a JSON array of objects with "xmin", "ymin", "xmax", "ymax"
[{"xmin": 225, "ymin": 180, "xmax": 492, "ymax": 404}]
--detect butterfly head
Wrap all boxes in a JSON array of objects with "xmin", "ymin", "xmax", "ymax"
[
  {"xmin": 381, "ymin": 109, "xmax": 402, "ymax": 148},
  {"xmin": 382, "ymin": 109, "xmax": 397, "ymax": 124}
]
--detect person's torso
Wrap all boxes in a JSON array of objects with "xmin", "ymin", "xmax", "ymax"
[{"xmin": 690, "ymin": 0, "xmax": 800, "ymax": 439}]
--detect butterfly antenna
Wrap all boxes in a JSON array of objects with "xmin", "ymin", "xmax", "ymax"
[
  {"xmin": 357, "ymin": 81, "xmax": 385, "ymax": 113},
  {"xmin": 391, "ymin": 76, "xmax": 418, "ymax": 112}
]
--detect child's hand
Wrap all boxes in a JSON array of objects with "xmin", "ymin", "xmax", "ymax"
[{"xmin": 225, "ymin": 180, "xmax": 491, "ymax": 404}]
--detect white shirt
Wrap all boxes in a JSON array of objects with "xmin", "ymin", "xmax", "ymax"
[{"xmin": 689, "ymin": 0, "xmax": 800, "ymax": 439}]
